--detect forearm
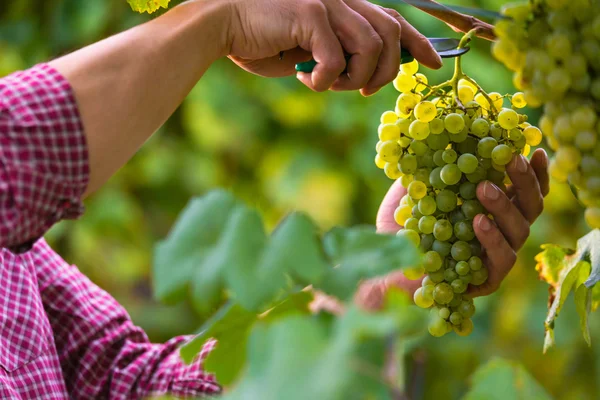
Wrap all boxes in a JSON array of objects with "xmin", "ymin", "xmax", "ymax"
[{"xmin": 49, "ymin": 0, "xmax": 230, "ymax": 196}]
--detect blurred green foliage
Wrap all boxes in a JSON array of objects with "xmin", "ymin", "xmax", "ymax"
[{"xmin": 1, "ymin": 0, "xmax": 598, "ymax": 398}]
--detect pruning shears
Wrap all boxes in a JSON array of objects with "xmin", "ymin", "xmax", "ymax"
[{"xmin": 294, "ymin": 37, "xmax": 471, "ymax": 73}]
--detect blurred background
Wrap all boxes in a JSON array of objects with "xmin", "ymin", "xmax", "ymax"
[{"xmin": 1, "ymin": 0, "xmax": 597, "ymax": 398}]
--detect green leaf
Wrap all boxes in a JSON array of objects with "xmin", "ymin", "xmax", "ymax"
[
  {"xmin": 536, "ymin": 230, "xmax": 600, "ymax": 352},
  {"xmin": 179, "ymin": 291, "xmax": 313, "ymax": 385},
  {"xmin": 127, "ymin": 0, "xmax": 170, "ymax": 13},
  {"xmin": 317, "ymin": 226, "xmax": 420, "ymax": 300},
  {"xmin": 463, "ymin": 358, "xmax": 552, "ymax": 400},
  {"xmin": 154, "ymin": 190, "xmax": 417, "ymax": 314},
  {"xmin": 221, "ymin": 306, "xmax": 400, "ymax": 400},
  {"xmin": 153, "ymin": 190, "xmax": 242, "ymax": 305}
]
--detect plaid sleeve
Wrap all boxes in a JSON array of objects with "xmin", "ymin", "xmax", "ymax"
[
  {"xmin": 0, "ymin": 64, "xmax": 88, "ymax": 253},
  {"xmin": 35, "ymin": 240, "xmax": 221, "ymax": 399}
]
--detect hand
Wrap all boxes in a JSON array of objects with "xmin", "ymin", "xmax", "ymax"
[
  {"xmin": 353, "ymin": 149, "xmax": 550, "ymax": 310},
  {"xmin": 224, "ymin": 0, "xmax": 443, "ymax": 95}
]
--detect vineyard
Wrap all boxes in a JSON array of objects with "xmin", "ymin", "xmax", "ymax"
[{"xmin": 1, "ymin": 0, "xmax": 599, "ymax": 398}]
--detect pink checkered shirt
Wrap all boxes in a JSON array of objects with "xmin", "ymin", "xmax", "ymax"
[{"xmin": 0, "ymin": 64, "xmax": 220, "ymax": 399}]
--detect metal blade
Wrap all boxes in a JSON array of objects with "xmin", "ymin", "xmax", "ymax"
[{"xmin": 383, "ymin": 0, "xmax": 508, "ymax": 21}]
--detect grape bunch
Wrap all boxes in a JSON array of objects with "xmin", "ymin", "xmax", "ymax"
[
  {"xmin": 492, "ymin": 0, "xmax": 600, "ymax": 229},
  {"xmin": 374, "ymin": 57, "xmax": 541, "ymax": 337}
]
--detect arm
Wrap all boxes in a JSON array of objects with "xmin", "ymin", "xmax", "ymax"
[{"xmin": 34, "ymin": 239, "xmax": 219, "ymax": 399}]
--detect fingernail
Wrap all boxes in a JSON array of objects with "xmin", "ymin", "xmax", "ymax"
[
  {"xmin": 478, "ymin": 215, "xmax": 493, "ymax": 232},
  {"xmin": 483, "ymin": 181, "xmax": 500, "ymax": 200}
]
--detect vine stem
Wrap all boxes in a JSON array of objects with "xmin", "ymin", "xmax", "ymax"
[{"xmin": 401, "ymin": 0, "xmax": 496, "ymax": 41}]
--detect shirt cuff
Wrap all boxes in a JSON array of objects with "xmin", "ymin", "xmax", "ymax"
[{"xmin": 0, "ymin": 63, "xmax": 89, "ymax": 252}]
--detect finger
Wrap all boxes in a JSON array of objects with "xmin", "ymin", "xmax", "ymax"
[
  {"xmin": 376, "ymin": 179, "xmax": 406, "ymax": 233},
  {"xmin": 355, "ymin": 271, "xmax": 422, "ymax": 311},
  {"xmin": 326, "ymin": 2, "xmax": 383, "ymax": 91},
  {"xmin": 477, "ymin": 181, "xmax": 530, "ymax": 251},
  {"xmin": 230, "ymin": 47, "xmax": 313, "ymax": 77},
  {"xmin": 381, "ymin": 9, "xmax": 442, "ymax": 70},
  {"xmin": 344, "ymin": 3, "xmax": 401, "ymax": 96},
  {"xmin": 469, "ymin": 214, "xmax": 517, "ymax": 297},
  {"xmin": 295, "ymin": 1, "xmax": 346, "ymax": 92},
  {"xmin": 530, "ymin": 148, "xmax": 550, "ymax": 197},
  {"xmin": 506, "ymin": 153, "xmax": 545, "ymax": 224}
]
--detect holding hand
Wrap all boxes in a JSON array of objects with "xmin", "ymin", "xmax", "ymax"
[{"xmin": 225, "ymin": 0, "xmax": 443, "ymax": 95}]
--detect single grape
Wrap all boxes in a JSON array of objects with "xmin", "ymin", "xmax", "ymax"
[
  {"xmin": 409, "ymin": 140, "xmax": 429, "ymax": 156},
  {"xmin": 384, "ymin": 162, "xmax": 402, "ymax": 179},
  {"xmin": 454, "ymin": 318, "xmax": 474, "ymax": 336},
  {"xmin": 432, "ymin": 240, "xmax": 452, "ymax": 257},
  {"xmin": 422, "ymin": 276, "xmax": 435, "ymax": 286},
  {"xmin": 401, "ymin": 59, "xmax": 419, "ymax": 75},
  {"xmin": 470, "ymin": 118, "xmax": 490, "ymax": 137},
  {"xmin": 420, "ymin": 233, "xmax": 434, "ymax": 252},
  {"xmin": 379, "ymin": 140, "xmax": 402, "ymax": 162},
  {"xmin": 450, "ymin": 311, "xmax": 464, "ymax": 325},
  {"xmin": 444, "ymin": 268, "xmax": 459, "ymax": 283},
  {"xmin": 404, "ymin": 266, "xmax": 425, "ymax": 280},
  {"xmin": 423, "ymin": 250, "xmax": 443, "ymax": 272},
  {"xmin": 414, "ymin": 287, "xmax": 434, "ymax": 308},
  {"xmin": 459, "ymin": 182, "xmax": 477, "ymax": 200},
  {"xmin": 409, "ymin": 120, "xmax": 431, "ymax": 140},
  {"xmin": 491, "ymin": 144, "xmax": 513, "ymax": 165},
  {"xmin": 451, "ymin": 241, "xmax": 472, "ymax": 261},
  {"xmin": 444, "ymin": 113, "xmax": 466, "ymax": 134},
  {"xmin": 462, "ymin": 199, "xmax": 484, "ymax": 219},
  {"xmin": 418, "ymin": 215, "xmax": 436, "ymax": 234},
  {"xmin": 511, "ymin": 92, "xmax": 527, "ymax": 108},
  {"xmin": 436, "ymin": 189, "xmax": 457, "ymax": 212},
  {"xmin": 394, "ymin": 73, "xmax": 417, "ymax": 93},
  {"xmin": 442, "ymin": 149, "xmax": 458, "ymax": 164},
  {"xmin": 471, "ymin": 267, "xmax": 489, "ymax": 285},
  {"xmin": 433, "ymin": 282, "xmax": 454, "ymax": 304},
  {"xmin": 429, "ymin": 118, "xmax": 445, "ymax": 134},
  {"xmin": 378, "ymin": 123, "xmax": 401, "ymax": 141},
  {"xmin": 454, "ymin": 220, "xmax": 475, "ymax": 241},
  {"xmin": 418, "ymin": 196, "xmax": 437, "ymax": 216},
  {"xmin": 414, "ymin": 101, "xmax": 437, "ymax": 122},
  {"xmin": 468, "ymin": 256, "xmax": 483, "ymax": 271},
  {"xmin": 428, "ymin": 315, "xmax": 448, "ymax": 337},
  {"xmin": 457, "ymin": 153, "xmax": 478, "ymax": 174},
  {"xmin": 429, "ymin": 269, "xmax": 446, "ymax": 283},
  {"xmin": 407, "ymin": 180, "xmax": 428, "ymax": 199},
  {"xmin": 404, "ymin": 217, "xmax": 419, "ymax": 231},
  {"xmin": 397, "ymin": 229, "xmax": 421, "ymax": 246},
  {"xmin": 458, "ymin": 300, "xmax": 476, "ymax": 318},
  {"xmin": 440, "ymin": 164, "xmax": 462, "ymax": 185},
  {"xmin": 498, "ymin": 109, "xmax": 520, "ymax": 129},
  {"xmin": 478, "ymin": 137, "xmax": 498, "ymax": 158},
  {"xmin": 394, "ymin": 205, "xmax": 413, "ymax": 226},
  {"xmin": 396, "ymin": 118, "xmax": 412, "ymax": 135},
  {"xmin": 439, "ymin": 307, "xmax": 451, "ymax": 320},
  {"xmin": 433, "ymin": 219, "xmax": 453, "ymax": 241},
  {"xmin": 400, "ymin": 154, "xmax": 418, "ymax": 175}
]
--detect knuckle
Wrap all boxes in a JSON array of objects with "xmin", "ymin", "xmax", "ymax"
[
  {"xmin": 362, "ymin": 33, "xmax": 384, "ymax": 55},
  {"xmin": 302, "ymin": 0, "xmax": 327, "ymax": 17}
]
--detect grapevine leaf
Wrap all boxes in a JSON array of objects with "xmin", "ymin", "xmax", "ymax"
[
  {"xmin": 463, "ymin": 358, "xmax": 552, "ymax": 400},
  {"xmin": 127, "ymin": 0, "xmax": 170, "ymax": 14},
  {"xmin": 221, "ymin": 306, "xmax": 399, "ymax": 400},
  {"xmin": 179, "ymin": 291, "xmax": 313, "ymax": 385},
  {"xmin": 317, "ymin": 226, "xmax": 420, "ymax": 300},
  {"xmin": 154, "ymin": 190, "xmax": 417, "ymax": 315},
  {"xmin": 537, "ymin": 230, "xmax": 600, "ymax": 352},
  {"xmin": 153, "ymin": 190, "xmax": 242, "ymax": 305}
]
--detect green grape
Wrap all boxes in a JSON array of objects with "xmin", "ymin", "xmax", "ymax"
[
  {"xmin": 394, "ymin": 73, "xmax": 417, "ymax": 93},
  {"xmin": 398, "ymin": 136, "xmax": 412, "ymax": 148},
  {"xmin": 459, "ymin": 182, "xmax": 477, "ymax": 200},
  {"xmin": 428, "ymin": 315, "xmax": 449, "ymax": 337},
  {"xmin": 396, "ymin": 118, "xmax": 412, "ymax": 135},
  {"xmin": 444, "ymin": 268, "xmax": 459, "ymax": 283},
  {"xmin": 422, "ymin": 276, "xmax": 435, "ymax": 286},
  {"xmin": 420, "ymin": 233, "xmax": 434, "ymax": 251},
  {"xmin": 430, "ymin": 167, "xmax": 447, "ymax": 190},
  {"xmin": 436, "ymin": 189, "xmax": 457, "ymax": 212},
  {"xmin": 445, "ymin": 113, "xmax": 466, "ymax": 133},
  {"xmin": 379, "ymin": 140, "xmax": 402, "ymax": 162},
  {"xmin": 433, "ymin": 219, "xmax": 453, "ymax": 241},
  {"xmin": 399, "ymin": 175, "xmax": 413, "ymax": 188},
  {"xmin": 418, "ymin": 215, "xmax": 436, "ymax": 234},
  {"xmin": 460, "ymin": 274, "xmax": 473, "ymax": 285},
  {"xmin": 414, "ymin": 287, "xmax": 434, "ymax": 308},
  {"xmin": 432, "ymin": 240, "xmax": 452, "ymax": 257},
  {"xmin": 442, "ymin": 149, "xmax": 458, "ymax": 164},
  {"xmin": 378, "ymin": 123, "xmax": 401, "ymax": 141},
  {"xmin": 409, "ymin": 120, "xmax": 431, "ymax": 140},
  {"xmin": 491, "ymin": 144, "xmax": 513, "ymax": 165},
  {"xmin": 414, "ymin": 101, "xmax": 437, "ymax": 122},
  {"xmin": 439, "ymin": 307, "xmax": 451, "ymax": 319},
  {"xmin": 404, "ymin": 217, "xmax": 420, "ymax": 231},
  {"xmin": 409, "ymin": 140, "xmax": 428, "ymax": 156},
  {"xmin": 458, "ymin": 85, "xmax": 475, "ymax": 103},
  {"xmin": 394, "ymin": 205, "xmax": 413, "ymax": 226},
  {"xmin": 433, "ymin": 150, "xmax": 446, "ymax": 167},
  {"xmin": 449, "ymin": 128, "xmax": 469, "ymax": 143},
  {"xmin": 470, "ymin": 118, "xmax": 490, "ymax": 137},
  {"xmin": 454, "ymin": 318, "xmax": 474, "ymax": 336},
  {"xmin": 407, "ymin": 180, "xmax": 427, "ymax": 199},
  {"xmin": 405, "ymin": 265, "xmax": 425, "ymax": 280},
  {"xmin": 511, "ymin": 92, "xmax": 527, "ymax": 108},
  {"xmin": 396, "ymin": 92, "xmax": 420, "ymax": 115},
  {"xmin": 433, "ymin": 282, "xmax": 454, "ymax": 304},
  {"xmin": 418, "ymin": 196, "xmax": 437, "ymax": 216},
  {"xmin": 429, "ymin": 269, "xmax": 445, "ymax": 283},
  {"xmin": 457, "ymin": 137, "xmax": 478, "ymax": 155},
  {"xmin": 466, "ymin": 165, "xmax": 487, "ymax": 183},
  {"xmin": 498, "ymin": 109, "xmax": 520, "ymax": 129},
  {"xmin": 415, "ymin": 73, "xmax": 429, "ymax": 92},
  {"xmin": 384, "ymin": 162, "xmax": 403, "ymax": 179},
  {"xmin": 412, "ymin": 205, "xmax": 423, "ymax": 219},
  {"xmin": 440, "ymin": 164, "xmax": 462, "ymax": 185},
  {"xmin": 458, "ymin": 300, "xmax": 476, "ymax": 318},
  {"xmin": 454, "ymin": 220, "xmax": 475, "ymax": 241},
  {"xmin": 478, "ymin": 137, "xmax": 498, "ymax": 158},
  {"xmin": 575, "ymin": 131, "xmax": 597, "ymax": 151},
  {"xmin": 455, "ymin": 260, "xmax": 470, "ymax": 276},
  {"xmin": 381, "ymin": 111, "xmax": 399, "ymax": 124},
  {"xmin": 469, "ymin": 256, "xmax": 483, "ymax": 271},
  {"xmin": 414, "ymin": 168, "xmax": 432, "ymax": 186},
  {"xmin": 457, "ymin": 153, "xmax": 478, "ymax": 174},
  {"xmin": 451, "ymin": 241, "xmax": 472, "ymax": 261},
  {"xmin": 400, "ymin": 154, "xmax": 418, "ymax": 174},
  {"xmin": 427, "ymin": 131, "xmax": 450, "ymax": 150},
  {"xmin": 400, "ymin": 194, "xmax": 415, "ymax": 207},
  {"xmin": 449, "ymin": 311, "xmax": 464, "ymax": 325},
  {"xmin": 401, "ymin": 59, "xmax": 419, "ymax": 75},
  {"xmin": 462, "ymin": 199, "xmax": 484, "ymax": 219},
  {"xmin": 429, "ymin": 118, "xmax": 445, "ymax": 134},
  {"xmin": 471, "ymin": 267, "xmax": 489, "ymax": 285},
  {"xmin": 449, "ymin": 209, "xmax": 466, "ymax": 224},
  {"xmin": 375, "ymin": 154, "xmax": 386, "ymax": 169},
  {"xmin": 397, "ymin": 229, "xmax": 421, "ymax": 246},
  {"xmin": 585, "ymin": 207, "xmax": 600, "ymax": 228},
  {"xmin": 423, "ymin": 250, "xmax": 443, "ymax": 272}
]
